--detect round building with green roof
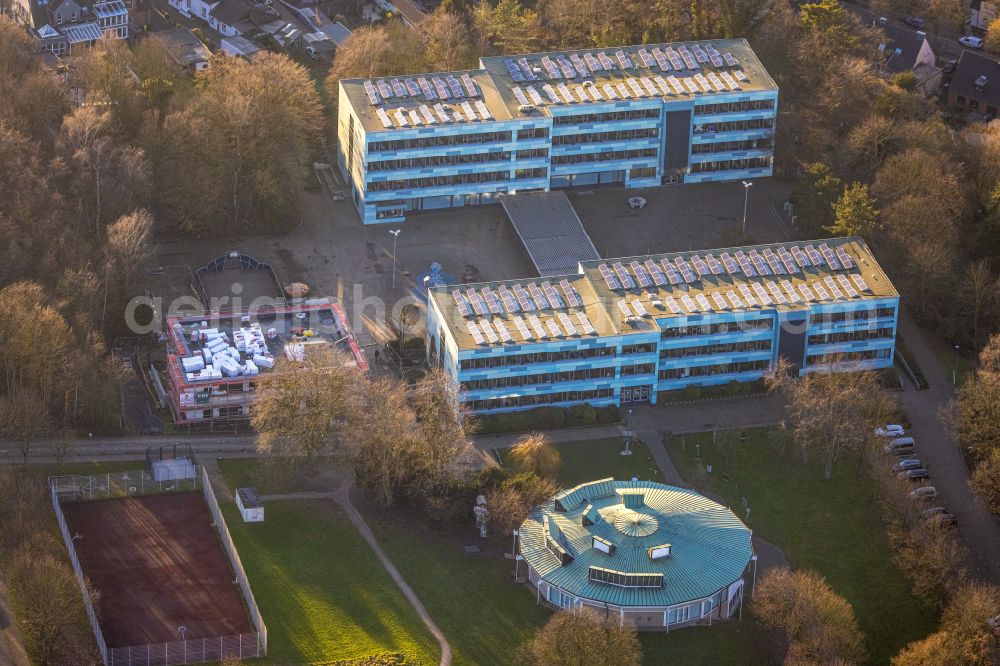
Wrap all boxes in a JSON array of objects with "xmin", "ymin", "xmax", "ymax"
[{"xmin": 519, "ymin": 478, "xmax": 754, "ymax": 629}]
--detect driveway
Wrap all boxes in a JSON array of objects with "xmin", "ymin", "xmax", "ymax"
[{"xmin": 894, "ymin": 307, "xmax": 1000, "ymax": 584}]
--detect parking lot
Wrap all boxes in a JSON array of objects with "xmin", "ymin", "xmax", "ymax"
[{"xmin": 150, "ymin": 178, "xmax": 793, "ymax": 356}]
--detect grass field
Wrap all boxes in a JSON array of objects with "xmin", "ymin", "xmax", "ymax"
[
  {"xmin": 667, "ymin": 429, "xmax": 938, "ymax": 664},
  {"xmin": 550, "ymin": 437, "xmax": 661, "ymax": 487},
  {"xmin": 220, "ymin": 497, "xmax": 440, "ymax": 665}
]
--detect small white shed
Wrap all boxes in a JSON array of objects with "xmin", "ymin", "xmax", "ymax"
[{"xmin": 236, "ymin": 487, "xmax": 264, "ymax": 522}]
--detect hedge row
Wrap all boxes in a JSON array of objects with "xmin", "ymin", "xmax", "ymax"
[{"xmin": 469, "ymin": 403, "xmax": 620, "ymax": 435}]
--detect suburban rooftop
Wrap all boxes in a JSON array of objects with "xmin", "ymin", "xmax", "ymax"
[
  {"xmin": 340, "ymin": 38, "xmax": 777, "ymax": 134},
  {"xmin": 428, "ymin": 236, "xmax": 898, "ymax": 352}
]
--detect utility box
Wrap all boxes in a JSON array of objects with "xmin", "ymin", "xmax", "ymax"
[{"xmin": 236, "ymin": 487, "xmax": 264, "ymax": 523}]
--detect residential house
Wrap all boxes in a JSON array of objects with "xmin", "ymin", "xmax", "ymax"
[
  {"xmin": 9, "ymin": 0, "xmax": 129, "ymax": 54},
  {"xmin": 167, "ymin": 0, "xmax": 252, "ymax": 37},
  {"xmin": 877, "ymin": 20, "xmax": 936, "ymax": 74},
  {"xmin": 949, "ymin": 50, "xmax": 1000, "ymax": 117},
  {"xmin": 157, "ymin": 27, "xmax": 211, "ymax": 72}
]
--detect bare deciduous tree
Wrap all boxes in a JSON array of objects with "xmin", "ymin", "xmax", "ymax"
[
  {"xmin": 507, "ymin": 431, "xmax": 561, "ymax": 478},
  {"xmin": 766, "ymin": 357, "xmax": 896, "ymax": 479}
]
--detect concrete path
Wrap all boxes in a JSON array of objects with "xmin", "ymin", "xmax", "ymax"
[
  {"xmin": 258, "ymin": 487, "xmax": 453, "ymax": 666},
  {"xmin": 0, "ymin": 572, "xmax": 29, "ymax": 666},
  {"xmin": 894, "ymin": 308, "xmax": 1000, "ymax": 585}
]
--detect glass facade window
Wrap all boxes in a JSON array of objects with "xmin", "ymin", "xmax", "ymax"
[
  {"xmin": 517, "ymin": 128, "xmax": 549, "ymax": 140},
  {"xmin": 369, "ymin": 170, "xmax": 511, "ymax": 192},
  {"xmin": 369, "ymin": 131, "xmax": 514, "ymax": 152},
  {"xmin": 629, "ymin": 167, "xmax": 656, "ymax": 179},
  {"xmin": 693, "ymin": 118, "xmax": 775, "ymax": 134},
  {"xmin": 659, "ymin": 359, "xmax": 770, "ymax": 379},
  {"xmin": 808, "ymin": 308, "xmax": 896, "ymax": 324},
  {"xmin": 552, "ymin": 148, "xmax": 657, "ymax": 165},
  {"xmin": 460, "ymin": 366, "xmax": 615, "ymax": 391},
  {"xmin": 552, "ymin": 128, "xmax": 659, "ymax": 146},
  {"xmin": 691, "ymin": 139, "xmax": 773, "ymax": 154},
  {"xmin": 659, "ymin": 339, "xmax": 771, "ymax": 358},
  {"xmin": 694, "ymin": 99, "xmax": 775, "ymax": 115},
  {"xmin": 553, "ymin": 108, "xmax": 660, "ymax": 124},
  {"xmin": 460, "ymin": 347, "xmax": 615, "ymax": 370},
  {"xmin": 807, "ymin": 328, "xmax": 894, "ymax": 345},
  {"xmin": 621, "ymin": 363, "xmax": 655, "ymax": 376},
  {"xmin": 368, "ymin": 151, "xmax": 512, "ymax": 171},
  {"xmin": 468, "ymin": 388, "xmax": 614, "ymax": 411},
  {"xmin": 661, "ymin": 320, "xmax": 772, "ymax": 338},
  {"xmin": 689, "ymin": 157, "xmax": 772, "ymax": 173},
  {"xmin": 621, "ymin": 343, "xmax": 656, "ymax": 355},
  {"xmin": 807, "ymin": 349, "xmax": 891, "ymax": 365}
]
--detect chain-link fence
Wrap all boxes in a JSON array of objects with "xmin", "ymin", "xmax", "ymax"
[
  {"xmin": 49, "ymin": 469, "xmax": 199, "ymax": 502},
  {"xmin": 107, "ymin": 632, "xmax": 261, "ymax": 666}
]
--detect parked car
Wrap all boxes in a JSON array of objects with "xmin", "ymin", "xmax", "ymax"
[
  {"xmin": 926, "ymin": 511, "xmax": 958, "ymax": 527},
  {"xmin": 905, "ymin": 16, "xmax": 925, "ymax": 29},
  {"xmin": 910, "ymin": 486, "xmax": 938, "ymax": 501},
  {"xmin": 900, "ymin": 468, "xmax": 930, "ymax": 480},
  {"xmin": 875, "ymin": 425, "xmax": 905, "ymax": 437},
  {"xmin": 921, "ymin": 506, "xmax": 947, "ymax": 519},
  {"xmin": 960, "ymin": 36, "xmax": 984, "ymax": 49},
  {"xmin": 893, "ymin": 458, "xmax": 923, "ymax": 472},
  {"xmin": 884, "ymin": 437, "xmax": 916, "ymax": 454}
]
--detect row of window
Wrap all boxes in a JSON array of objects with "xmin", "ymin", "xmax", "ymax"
[
  {"xmin": 552, "ymin": 148, "xmax": 657, "ymax": 165},
  {"xmin": 368, "ymin": 150, "xmax": 511, "ymax": 172},
  {"xmin": 659, "ymin": 359, "xmax": 770, "ymax": 379},
  {"xmin": 693, "ymin": 118, "xmax": 775, "ymax": 134},
  {"xmin": 689, "ymin": 157, "xmax": 772, "ymax": 173},
  {"xmin": 588, "ymin": 567, "xmax": 663, "ymax": 589},
  {"xmin": 517, "ymin": 148, "xmax": 549, "ymax": 159},
  {"xmin": 465, "ymin": 388, "xmax": 614, "ymax": 411},
  {"xmin": 552, "ymin": 128, "xmax": 659, "ymax": 146},
  {"xmin": 368, "ymin": 131, "xmax": 514, "ymax": 152},
  {"xmin": 460, "ymin": 367, "xmax": 615, "ymax": 391},
  {"xmin": 807, "ymin": 328, "xmax": 894, "ymax": 345},
  {"xmin": 553, "ymin": 108, "xmax": 661, "ymax": 125},
  {"xmin": 621, "ymin": 343, "xmax": 657, "ymax": 355},
  {"xmin": 459, "ymin": 347, "xmax": 616, "ymax": 370},
  {"xmin": 809, "ymin": 308, "xmax": 896, "ymax": 324},
  {"xmin": 621, "ymin": 363, "xmax": 656, "ymax": 376},
  {"xmin": 368, "ymin": 169, "xmax": 545, "ymax": 192},
  {"xmin": 690, "ymin": 139, "xmax": 773, "ymax": 155},
  {"xmin": 660, "ymin": 339, "xmax": 771, "ymax": 358},
  {"xmin": 807, "ymin": 348, "xmax": 891, "ymax": 365},
  {"xmin": 661, "ymin": 320, "xmax": 772, "ymax": 338},
  {"xmin": 694, "ymin": 99, "xmax": 775, "ymax": 115}
]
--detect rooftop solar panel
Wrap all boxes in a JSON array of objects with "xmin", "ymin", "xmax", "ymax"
[
  {"xmin": 695, "ymin": 294, "xmax": 712, "ymax": 311},
  {"xmin": 375, "ymin": 108, "xmax": 393, "ymax": 128},
  {"xmin": 557, "ymin": 312, "xmax": 578, "ymax": 336},
  {"xmin": 632, "ymin": 300, "xmax": 650, "ymax": 317},
  {"xmin": 494, "ymin": 319, "xmax": 513, "ymax": 342},
  {"xmin": 481, "ymin": 287, "xmax": 502, "ymax": 314},
  {"xmin": 752, "ymin": 283, "xmax": 772, "ymax": 305},
  {"xmin": 664, "ymin": 296, "xmax": 682, "ymax": 314},
  {"xmin": 836, "ymin": 247, "xmax": 855, "ymax": 269},
  {"xmin": 466, "ymin": 321, "xmax": 486, "ymax": 344},
  {"xmin": 767, "ymin": 281, "xmax": 786, "ymax": 304},
  {"xmin": 613, "ymin": 262, "xmax": 636, "ymax": 289},
  {"xmin": 711, "ymin": 292, "xmax": 729, "ymax": 310},
  {"xmin": 541, "ymin": 281, "xmax": 564, "ymax": 309},
  {"xmin": 546, "ymin": 319, "xmax": 562, "ymax": 338},
  {"xmin": 527, "ymin": 314, "xmax": 546, "ymax": 338},
  {"xmin": 805, "ymin": 244, "xmax": 823, "ymax": 265},
  {"xmin": 498, "ymin": 286, "xmax": 518, "ymax": 313},
  {"xmin": 781, "ymin": 280, "xmax": 801, "ymax": 303},
  {"xmin": 513, "ymin": 316, "xmax": 533, "ymax": 341},
  {"xmin": 527, "ymin": 282, "xmax": 548, "ymax": 310},
  {"xmin": 798, "ymin": 284, "xmax": 815, "ymax": 301},
  {"xmin": 559, "ymin": 279, "xmax": 581, "ymax": 307},
  {"xmin": 837, "ymin": 274, "xmax": 859, "ymax": 298},
  {"xmin": 452, "ymin": 290, "xmax": 472, "ymax": 316},
  {"xmin": 851, "ymin": 274, "xmax": 871, "ymax": 292},
  {"xmin": 598, "ymin": 264, "xmax": 621, "ymax": 290},
  {"xmin": 727, "ymin": 290, "xmax": 744, "ymax": 309},
  {"xmin": 680, "ymin": 294, "xmax": 698, "ymax": 312},
  {"xmin": 630, "ymin": 261, "xmax": 652, "ymax": 288},
  {"xmin": 738, "ymin": 284, "xmax": 757, "ymax": 307},
  {"xmin": 645, "ymin": 259, "xmax": 667, "ymax": 286},
  {"xmin": 617, "ymin": 300, "xmax": 633, "ymax": 318},
  {"xmin": 514, "ymin": 284, "xmax": 535, "ymax": 311},
  {"xmin": 813, "ymin": 282, "xmax": 831, "ymax": 300},
  {"xmin": 576, "ymin": 312, "xmax": 596, "ymax": 335}
]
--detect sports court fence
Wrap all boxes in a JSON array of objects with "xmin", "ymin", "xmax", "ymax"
[
  {"xmin": 50, "ymin": 483, "xmax": 109, "ymax": 665},
  {"xmin": 49, "ymin": 469, "xmax": 199, "ymax": 502},
  {"xmin": 106, "ymin": 632, "xmax": 260, "ymax": 665},
  {"xmin": 200, "ymin": 465, "xmax": 268, "ymax": 654},
  {"xmin": 49, "ymin": 466, "xmax": 267, "ymax": 665}
]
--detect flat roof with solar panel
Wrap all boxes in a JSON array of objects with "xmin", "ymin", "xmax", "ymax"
[
  {"xmin": 429, "ymin": 237, "xmax": 894, "ymax": 351},
  {"xmin": 340, "ymin": 38, "xmax": 775, "ymax": 133}
]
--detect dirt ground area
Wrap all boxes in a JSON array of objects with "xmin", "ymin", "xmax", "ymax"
[{"xmin": 61, "ymin": 493, "xmax": 253, "ymax": 646}]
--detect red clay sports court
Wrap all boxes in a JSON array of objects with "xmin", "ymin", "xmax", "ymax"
[{"xmin": 61, "ymin": 492, "xmax": 253, "ymax": 647}]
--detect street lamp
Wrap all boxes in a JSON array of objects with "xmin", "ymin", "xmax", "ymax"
[
  {"xmin": 389, "ymin": 229, "xmax": 402, "ymax": 289},
  {"xmin": 741, "ymin": 181, "xmax": 753, "ymax": 234}
]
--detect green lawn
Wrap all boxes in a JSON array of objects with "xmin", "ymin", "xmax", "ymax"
[
  {"xmin": 218, "ymin": 457, "xmax": 340, "ymax": 495},
  {"xmin": 667, "ymin": 429, "xmax": 938, "ymax": 664},
  {"xmin": 641, "ymin": 619, "xmax": 772, "ymax": 665},
  {"xmin": 358, "ymin": 501, "xmax": 550, "ymax": 666},
  {"xmin": 221, "ymin": 498, "xmax": 440, "ymax": 665},
  {"xmin": 501, "ymin": 437, "xmax": 661, "ymax": 488}
]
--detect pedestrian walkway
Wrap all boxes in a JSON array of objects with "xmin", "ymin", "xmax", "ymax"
[
  {"xmin": 254, "ymin": 485, "xmax": 453, "ymax": 666},
  {"xmin": 0, "ymin": 572, "xmax": 29, "ymax": 666}
]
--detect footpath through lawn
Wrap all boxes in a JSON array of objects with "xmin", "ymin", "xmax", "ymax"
[
  {"xmin": 666, "ymin": 428, "xmax": 939, "ymax": 664},
  {"xmin": 217, "ymin": 484, "xmax": 440, "ymax": 664}
]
